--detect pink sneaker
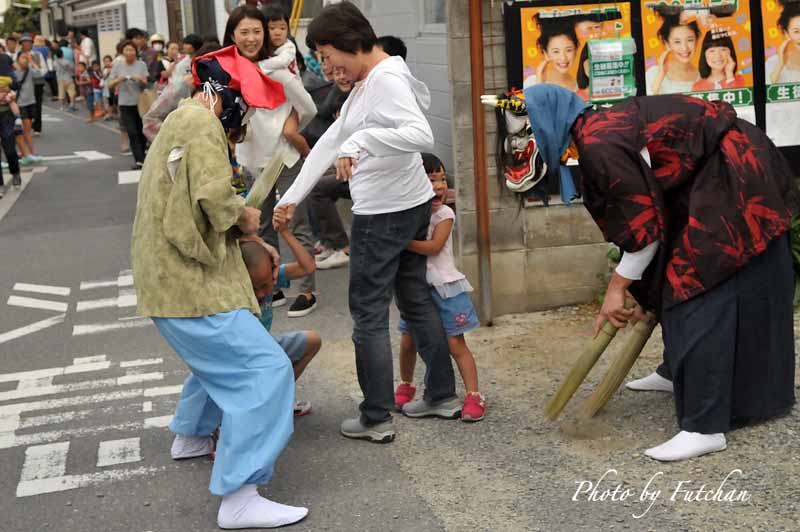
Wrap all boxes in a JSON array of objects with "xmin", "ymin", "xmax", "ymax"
[
  {"xmin": 461, "ymin": 393, "xmax": 486, "ymax": 422},
  {"xmin": 394, "ymin": 383, "xmax": 416, "ymax": 410}
]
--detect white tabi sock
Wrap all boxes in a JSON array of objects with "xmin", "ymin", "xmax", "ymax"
[
  {"xmin": 644, "ymin": 431, "xmax": 727, "ymax": 462},
  {"xmin": 170, "ymin": 434, "xmax": 213, "ymax": 460},
  {"xmin": 217, "ymin": 484, "xmax": 308, "ymax": 529},
  {"xmin": 626, "ymin": 371, "xmax": 674, "ymax": 393}
]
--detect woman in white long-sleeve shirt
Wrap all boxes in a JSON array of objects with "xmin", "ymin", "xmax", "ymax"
[{"xmin": 276, "ymin": 3, "xmax": 459, "ymax": 442}]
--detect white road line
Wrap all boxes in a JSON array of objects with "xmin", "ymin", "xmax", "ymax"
[
  {"xmin": 144, "ymin": 384, "xmax": 183, "ymax": 397},
  {"xmin": 117, "ymin": 289, "xmax": 137, "ymax": 308},
  {"xmin": 0, "ymin": 372, "xmax": 164, "ymax": 402},
  {"xmin": 0, "ymin": 358, "xmax": 110, "ymax": 383},
  {"xmin": 76, "ymin": 297, "xmax": 117, "ymax": 312},
  {"xmin": 143, "ymin": 415, "xmax": 172, "ymax": 428},
  {"xmin": 97, "ymin": 437, "xmax": 142, "ymax": 467},
  {"xmin": 142, "ymin": 401, "xmax": 152, "ymax": 413},
  {"xmin": 19, "ymin": 441, "xmax": 70, "ymax": 482},
  {"xmin": 0, "ymin": 314, "xmax": 66, "ymax": 345},
  {"xmin": 17, "ymin": 376, "xmax": 54, "ymax": 390},
  {"xmin": 79, "ymin": 279, "xmax": 117, "ymax": 290},
  {"xmin": 41, "ymin": 154, "xmax": 81, "ymax": 161},
  {"xmin": 6, "ymin": 295, "xmax": 69, "ymax": 312},
  {"xmin": 118, "ymin": 170, "xmax": 142, "ymax": 185},
  {"xmin": 72, "ymin": 317, "xmax": 150, "ymax": 336},
  {"xmin": 73, "ymin": 355, "xmax": 108, "ymax": 365},
  {"xmin": 120, "ymin": 358, "xmax": 163, "ymax": 368},
  {"xmin": 11, "ymin": 283, "xmax": 71, "ymax": 297},
  {"xmin": 17, "ymin": 466, "xmax": 163, "ymax": 498},
  {"xmin": 75, "ymin": 150, "xmax": 112, "ymax": 161},
  {"xmin": 118, "ymin": 372, "xmax": 163, "ymax": 385},
  {"xmin": 0, "ymin": 384, "xmax": 181, "ymax": 417},
  {"xmin": 118, "ymin": 273, "xmax": 134, "ymax": 287}
]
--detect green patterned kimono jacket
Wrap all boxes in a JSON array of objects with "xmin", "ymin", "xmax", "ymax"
[{"xmin": 131, "ymin": 98, "xmax": 259, "ymax": 318}]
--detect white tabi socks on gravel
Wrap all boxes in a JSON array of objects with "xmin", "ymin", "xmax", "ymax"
[
  {"xmin": 217, "ymin": 484, "xmax": 308, "ymax": 529},
  {"xmin": 170, "ymin": 434, "xmax": 213, "ymax": 460},
  {"xmin": 645, "ymin": 431, "xmax": 727, "ymax": 462},
  {"xmin": 626, "ymin": 371, "xmax": 674, "ymax": 393}
]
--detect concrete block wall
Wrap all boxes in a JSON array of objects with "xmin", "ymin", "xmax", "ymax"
[{"xmin": 448, "ymin": 0, "xmax": 608, "ymax": 318}]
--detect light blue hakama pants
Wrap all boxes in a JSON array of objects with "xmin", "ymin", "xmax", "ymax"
[{"xmin": 153, "ymin": 309, "xmax": 294, "ymax": 496}]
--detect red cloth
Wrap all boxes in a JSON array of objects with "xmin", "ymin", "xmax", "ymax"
[{"xmin": 192, "ymin": 45, "xmax": 285, "ymax": 110}]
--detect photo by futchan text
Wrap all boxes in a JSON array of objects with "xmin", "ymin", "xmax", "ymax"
[{"xmin": 572, "ymin": 469, "xmax": 752, "ymax": 519}]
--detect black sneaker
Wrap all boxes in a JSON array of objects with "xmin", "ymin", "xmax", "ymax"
[
  {"xmin": 288, "ymin": 294, "xmax": 317, "ymax": 318},
  {"xmin": 12, "ymin": 173, "xmax": 21, "ymax": 187},
  {"xmin": 271, "ymin": 290, "xmax": 287, "ymax": 308}
]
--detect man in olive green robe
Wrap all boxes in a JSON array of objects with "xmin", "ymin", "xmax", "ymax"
[{"xmin": 131, "ymin": 49, "xmax": 308, "ymax": 529}]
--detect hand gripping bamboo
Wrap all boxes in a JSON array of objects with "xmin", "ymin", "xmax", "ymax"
[
  {"xmin": 578, "ymin": 313, "xmax": 657, "ymax": 419},
  {"xmin": 245, "ymin": 153, "xmax": 285, "ymax": 209},
  {"xmin": 544, "ymin": 298, "xmax": 636, "ymax": 421}
]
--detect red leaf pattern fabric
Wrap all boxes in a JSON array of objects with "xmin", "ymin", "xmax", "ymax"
[{"xmin": 573, "ymin": 95, "xmax": 800, "ymax": 311}]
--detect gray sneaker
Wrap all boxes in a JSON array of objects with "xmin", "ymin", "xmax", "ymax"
[
  {"xmin": 401, "ymin": 396, "xmax": 462, "ymax": 419},
  {"xmin": 340, "ymin": 417, "xmax": 395, "ymax": 443}
]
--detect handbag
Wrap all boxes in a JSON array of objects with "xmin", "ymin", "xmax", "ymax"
[{"xmin": 137, "ymin": 87, "xmax": 157, "ymax": 117}]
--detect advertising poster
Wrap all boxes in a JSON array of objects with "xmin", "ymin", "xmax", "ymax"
[
  {"xmin": 640, "ymin": 1, "xmax": 756, "ymax": 124},
  {"xmin": 520, "ymin": 3, "xmax": 633, "ymax": 102},
  {"xmin": 763, "ymin": 0, "xmax": 800, "ymax": 147}
]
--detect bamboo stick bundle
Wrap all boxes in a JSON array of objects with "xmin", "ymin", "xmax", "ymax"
[
  {"xmin": 245, "ymin": 152, "xmax": 285, "ymax": 209},
  {"xmin": 577, "ymin": 313, "xmax": 657, "ymax": 419},
  {"xmin": 544, "ymin": 299, "xmax": 635, "ymax": 421}
]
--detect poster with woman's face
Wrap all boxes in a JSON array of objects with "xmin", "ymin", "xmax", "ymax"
[
  {"xmin": 763, "ymin": 0, "xmax": 800, "ymax": 147},
  {"xmin": 640, "ymin": 1, "xmax": 754, "ymax": 122},
  {"xmin": 520, "ymin": 3, "xmax": 633, "ymax": 102}
]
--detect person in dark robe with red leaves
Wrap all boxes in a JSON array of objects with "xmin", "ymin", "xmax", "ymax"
[{"xmin": 522, "ymin": 83, "xmax": 799, "ymax": 461}]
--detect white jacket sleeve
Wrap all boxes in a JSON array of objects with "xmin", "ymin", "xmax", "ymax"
[
  {"xmin": 258, "ymin": 42, "xmax": 296, "ymax": 72},
  {"xmin": 615, "ymin": 241, "xmax": 659, "ymax": 281},
  {"xmin": 338, "ymin": 74, "xmax": 434, "ymax": 158},
  {"xmin": 276, "ymin": 117, "xmax": 343, "ymax": 208}
]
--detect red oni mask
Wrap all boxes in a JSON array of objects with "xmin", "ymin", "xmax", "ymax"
[{"xmin": 493, "ymin": 92, "xmax": 547, "ymax": 193}]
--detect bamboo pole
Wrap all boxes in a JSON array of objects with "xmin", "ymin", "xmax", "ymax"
[
  {"xmin": 578, "ymin": 314, "xmax": 657, "ymax": 419},
  {"xmin": 245, "ymin": 153, "xmax": 285, "ymax": 208},
  {"xmin": 544, "ymin": 298, "xmax": 635, "ymax": 420}
]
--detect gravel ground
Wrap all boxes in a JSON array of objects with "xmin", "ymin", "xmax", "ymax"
[{"xmin": 325, "ymin": 305, "xmax": 800, "ymax": 532}]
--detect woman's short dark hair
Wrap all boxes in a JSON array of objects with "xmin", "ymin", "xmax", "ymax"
[
  {"xmin": 778, "ymin": 3, "xmax": 800, "ymax": 33},
  {"xmin": 422, "ymin": 153, "xmax": 446, "ymax": 174},
  {"xmin": 223, "ymin": 6, "xmax": 270, "ymax": 61},
  {"xmin": 576, "ymin": 43, "xmax": 590, "ymax": 90},
  {"xmin": 307, "ymin": 2, "xmax": 377, "ymax": 54},
  {"xmin": 534, "ymin": 15, "xmax": 578, "ymax": 53},
  {"xmin": 698, "ymin": 31, "xmax": 738, "ymax": 79},
  {"xmin": 119, "ymin": 39, "xmax": 137, "ymax": 54},
  {"xmin": 103, "ymin": 54, "xmax": 112, "ymax": 62}
]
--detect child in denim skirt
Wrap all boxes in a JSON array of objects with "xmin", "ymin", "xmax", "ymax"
[{"xmin": 395, "ymin": 153, "xmax": 486, "ymax": 422}]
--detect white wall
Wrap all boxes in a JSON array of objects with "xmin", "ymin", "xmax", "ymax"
[
  {"xmin": 350, "ymin": 0, "xmax": 453, "ymax": 173},
  {"xmin": 126, "ymin": 2, "xmax": 148, "ymax": 32},
  {"xmin": 215, "ymin": 0, "xmax": 228, "ymax": 42}
]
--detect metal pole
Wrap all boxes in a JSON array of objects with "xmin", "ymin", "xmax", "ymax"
[{"xmin": 468, "ymin": 0, "xmax": 494, "ymax": 326}]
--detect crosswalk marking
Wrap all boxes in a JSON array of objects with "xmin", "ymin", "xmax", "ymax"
[
  {"xmin": 72, "ymin": 317, "xmax": 150, "ymax": 336},
  {"xmin": 120, "ymin": 358, "xmax": 163, "ymax": 368},
  {"xmin": 7, "ymin": 295, "xmax": 69, "ymax": 313},
  {"xmin": 0, "ymin": 314, "xmax": 66, "ymax": 345},
  {"xmin": 19, "ymin": 442, "xmax": 70, "ymax": 481},
  {"xmin": 118, "ymin": 170, "xmax": 142, "ymax": 185},
  {"xmin": 2, "ymin": 354, "xmax": 184, "ymax": 497},
  {"xmin": 12, "ymin": 283, "xmax": 71, "ymax": 297},
  {"xmin": 97, "ymin": 438, "xmax": 142, "ymax": 467}
]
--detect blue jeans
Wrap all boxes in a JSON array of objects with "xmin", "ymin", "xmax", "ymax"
[{"xmin": 349, "ymin": 200, "xmax": 457, "ymax": 425}]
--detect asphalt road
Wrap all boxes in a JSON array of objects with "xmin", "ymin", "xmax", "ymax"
[{"xmin": 0, "ymin": 104, "xmax": 445, "ymax": 532}]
